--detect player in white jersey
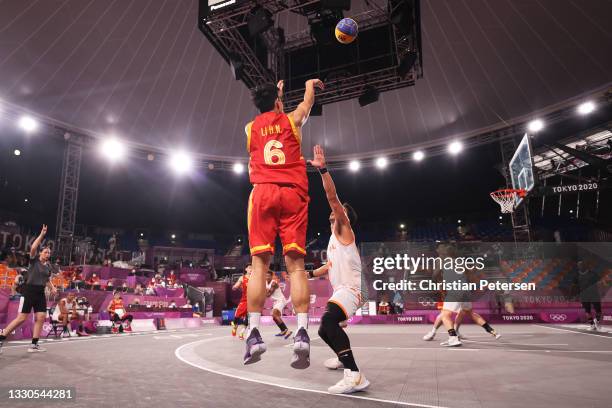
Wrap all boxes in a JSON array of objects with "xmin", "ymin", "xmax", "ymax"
[
  {"xmin": 308, "ymin": 145, "xmax": 370, "ymax": 395},
  {"xmin": 423, "ymin": 242, "xmax": 501, "ymax": 346},
  {"xmin": 266, "ymin": 270, "xmax": 292, "ymax": 339}
]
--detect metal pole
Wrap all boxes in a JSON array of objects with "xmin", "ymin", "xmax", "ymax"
[
  {"xmin": 557, "ymin": 177, "xmax": 563, "ymax": 217},
  {"xmin": 541, "ymin": 178, "xmax": 546, "ymax": 217}
]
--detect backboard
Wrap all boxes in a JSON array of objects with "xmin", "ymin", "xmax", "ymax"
[{"xmin": 509, "ymin": 133, "xmax": 535, "ymax": 207}]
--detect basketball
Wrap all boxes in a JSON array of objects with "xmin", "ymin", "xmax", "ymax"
[{"xmin": 335, "ymin": 18, "xmax": 358, "ymax": 44}]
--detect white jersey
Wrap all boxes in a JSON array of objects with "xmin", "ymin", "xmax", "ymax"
[
  {"xmin": 266, "ymin": 280, "xmax": 287, "ymax": 303},
  {"xmin": 327, "ymin": 232, "xmax": 362, "ymax": 292},
  {"xmin": 52, "ymin": 298, "xmax": 75, "ymax": 321}
]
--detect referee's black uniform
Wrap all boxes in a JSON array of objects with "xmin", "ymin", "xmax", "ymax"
[{"xmin": 18, "ymin": 256, "xmax": 55, "ymax": 314}]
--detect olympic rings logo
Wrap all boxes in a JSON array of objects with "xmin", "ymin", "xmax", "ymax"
[
  {"xmin": 418, "ymin": 297, "xmax": 436, "ymax": 307},
  {"xmin": 549, "ymin": 314, "xmax": 567, "ymax": 321}
]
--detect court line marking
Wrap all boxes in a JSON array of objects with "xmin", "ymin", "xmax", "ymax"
[
  {"xmin": 175, "ymin": 338, "xmax": 451, "ymax": 408},
  {"xmin": 534, "ymin": 324, "xmax": 612, "ymax": 339},
  {"xmin": 309, "ymin": 345, "xmax": 480, "ymax": 351},
  {"xmin": 462, "ymin": 340, "xmax": 569, "ymax": 346},
  {"xmin": 1, "ymin": 328, "xmax": 213, "ymax": 349}
]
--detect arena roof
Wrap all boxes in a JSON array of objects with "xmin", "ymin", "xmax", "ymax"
[{"xmin": 0, "ymin": 0, "xmax": 611, "ymax": 161}]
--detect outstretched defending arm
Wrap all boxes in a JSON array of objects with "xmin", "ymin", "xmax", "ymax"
[
  {"xmin": 308, "ymin": 145, "xmax": 354, "ymax": 244},
  {"xmin": 289, "ymin": 79, "xmax": 324, "ymax": 127}
]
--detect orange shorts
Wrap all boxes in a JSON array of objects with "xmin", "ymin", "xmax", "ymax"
[{"xmin": 248, "ymin": 183, "xmax": 309, "ymax": 256}]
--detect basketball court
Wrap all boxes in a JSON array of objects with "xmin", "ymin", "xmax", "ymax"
[{"xmin": 1, "ymin": 324, "xmax": 610, "ymax": 408}]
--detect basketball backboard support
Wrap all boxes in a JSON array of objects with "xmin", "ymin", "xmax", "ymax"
[{"xmin": 509, "ymin": 134, "xmax": 535, "ymax": 207}]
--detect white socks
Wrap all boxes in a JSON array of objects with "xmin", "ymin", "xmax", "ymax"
[
  {"xmin": 297, "ymin": 313, "xmax": 308, "ymax": 331},
  {"xmin": 249, "ymin": 312, "xmax": 261, "ymax": 331}
]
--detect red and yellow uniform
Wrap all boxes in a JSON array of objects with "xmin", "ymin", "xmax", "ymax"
[
  {"xmin": 235, "ymin": 275, "xmax": 249, "ymax": 319},
  {"xmin": 246, "ymin": 111, "xmax": 309, "ymax": 256},
  {"xmin": 108, "ymin": 298, "xmax": 125, "ymax": 314}
]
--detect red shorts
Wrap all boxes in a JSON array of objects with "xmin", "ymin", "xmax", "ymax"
[
  {"xmin": 248, "ymin": 183, "xmax": 308, "ymax": 256},
  {"xmin": 235, "ymin": 301, "xmax": 248, "ymax": 319}
]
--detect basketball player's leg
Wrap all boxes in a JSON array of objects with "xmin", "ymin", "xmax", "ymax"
[
  {"xmin": 279, "ymin": 185, "xmax": 311, "ymax": 368},
  {"xmin": 454, "ymin": 309, "xmax": 467, "ymax": 339},
  {"xmin": 467, "ymin": 307, "xmax": 501, "ymax": 338},
  {"xmin": 320, "ymin": 290, "xmax": 369, "ymax": 394},
  {"xmin": 423, "ymin": 312, "xmax": 444, "ymax": 341},
  {"xmin": 440, "ymin": 304, "xmax": 461, "ymax": 346},
  {"xmin": 244, "ymin": 184, "xmax": 279, "ymax": 364},
  {"xmin": 272, "ymin": 305, "xmax": 291, "ymax": 338},
  {"xmin": 582, "ymin": 302, "xmax": 595, "ymax": 329}
]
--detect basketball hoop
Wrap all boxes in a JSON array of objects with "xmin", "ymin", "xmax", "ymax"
[{"xmin": 490, "ymin": 189, "xmax": 526, "ymax": 213}]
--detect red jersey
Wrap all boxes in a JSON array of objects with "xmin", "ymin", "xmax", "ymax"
[
  {"xmin": 239, "ymin": 275, "xmax": 249, "ymax": 304},
  {"xmin": 108, "ymin": 299, "xmax": 125, "ymax": 313},
  {"xmin": 246, "ymin": 112, "xmax": 308, "ymax": 192}
]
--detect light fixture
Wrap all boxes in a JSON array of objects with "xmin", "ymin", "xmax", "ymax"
[
  {"xmin": 577, "ymin": 101, "xmax": 595, "ymax": 115},
  {"xmin": 399, "ymin": 224, "xmax": 406, "ymax": 229},
  {"xmin": 171, "ymin": 234, "xmax": 176, "ymax": 240},
  {"xmin": 18, "ymin": 115, "xmax": 38, "ymax": 133},
  {"xmin": 233, "ymin": 162, "xmax": 245, "ymax": 174},
  {"xmin": 14, "ymin": 149, "xmax": 21, "ymax": 156},
  {"xmin": 375, "ymin": 157, "xmax": 388, "ymax": 169},
  {"xmin": 448, "ymin": 141, "xmax": 463, "ymax": 155},
  {"xmin": 348, "ymin": 160, "xmax": 360, "ymax": 172},
  {"xmin": 413, "ymin": 150, "xmax": 425, "ymax": 161},
  {"xmin": 169, "ymin": 151, "xmax": 193, "ymax": 175},
  {"xmin": 457, "ymin": 219, "xmax": 462, "ymax": 224},
  {"xmin": 527, "ymin": 119, "xmax": 544, "ymax": 133},
  {"xmin": 100, "ymin": 138, "xmax": 126, "ymax": 162}
]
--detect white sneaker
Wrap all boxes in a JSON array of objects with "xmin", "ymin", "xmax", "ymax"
[
  {"xmin": 441, "ymin": 336, "xmax": 462, "ymax": 347},
  {"xmin": 27, "ymin": 344, "xmax": 46, "ymax": 353},
  {"xmin": 586, "ymin": 324, "xmax": 596, "ymax": 331},
  {"xmin": 422, "ymin": 330, "xmax": 436, "ymax": 341},
  {"xmin": 328, "ymin": 369, "xmax": 370, "ymax": 394},
  {"xmin": 492, "ymin": 331, "xmax": 502, "ymax": 339},
  {"xmin": 594, "ymin": 319, "xmax": 601, "ymax": 331},
  {"xmin": 457, "ymin": 332, "xmax": 468, "ymax": 340},
  {"xmin": 324, "ymin": 357, "xmax": 344, "ymax": 370}
]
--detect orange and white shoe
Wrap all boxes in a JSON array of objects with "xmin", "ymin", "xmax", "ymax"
[{"xmin": 231, "ymin": 321, "xmax": 237, "ymax": 337}]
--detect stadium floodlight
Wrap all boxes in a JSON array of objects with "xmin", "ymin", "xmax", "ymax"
[
  {"xmin": 457, "ymin": 219, "xmax": 462, "ymax": 224},
  {"xmin": 399, "ymin": 224, "xmax": 406, "ymax": 229},
  {"xmin": 233, "ymin": 162, "xmax": 245, "ymax": 174},
  {"xmin": 100, "ymin": 138, "xmax": 126, "ymax": 162},
  {"xmin": 171, "ymin": 234, "xmax": 176, "ymax": 239},
  {"xmin": 348, "ymin": 160, "xmax": 360, "ymax": 172},
  {"xmin": 14, "ymin": 149, "xmax": 21, "ymax": 156},
  {"xmin": 448, "ymin": 141, "xmax": 463, "ymax": 155},
  {"xmin": 527, "ymin": 119, "xmax": 544, "ymax": 133},
  {"xmin": 169, "ymin": 151, "xmax": 193, "ymax": 175},
  {"xmin": 413, "ymin": 150, "xmax": 425, "ymax": 161},
  {"xmin": 577, "ymin": 101, "xmax": 595, "ymax": 115},
  {"xmin": 375, "ymin": 157, "xmax": 388, "ymax": 169},
  {"xmin": 18, "ymin": 115, "xmax": 38, "ymax": 133}
]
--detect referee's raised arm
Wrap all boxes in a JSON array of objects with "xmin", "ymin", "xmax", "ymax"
[{"xmin": 29, "ymin": 224, "xmax": 48, "ymax": 258}]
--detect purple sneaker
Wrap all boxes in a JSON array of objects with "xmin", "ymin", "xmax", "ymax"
[
  {"xmin": 243, "ymin": 328, "xmax": 266, "ymax": 365},
  {"xmin": 290, "ymin": 327, "xmax": 310, "ymax": 369},
  {"xmin": 274, "ymin": 329, "xmax": 292, "ymax": 339}
]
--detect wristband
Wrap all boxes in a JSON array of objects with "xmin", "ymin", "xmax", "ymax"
[
  {"xmin": 318, "ymin": 167, "xmax": 328, "ymax": 174},
  {"xmin": 308, "ymin": 270, "xmax": 315, "ymax": 278}
]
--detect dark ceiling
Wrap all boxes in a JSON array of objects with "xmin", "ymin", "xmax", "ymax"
[{"xmin": 0, "ymin": 0, "xmax": 611, "ymax": 161}]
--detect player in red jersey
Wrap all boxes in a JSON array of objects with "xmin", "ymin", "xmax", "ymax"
[
  {"xmin": 231, "ymin": 264, "xmax": 251, "ymax": 340},
  {"xmin": 243, "ymin": 78, "xmax": 324, "ymax": 368}
]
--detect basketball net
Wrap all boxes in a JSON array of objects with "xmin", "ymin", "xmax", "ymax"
[{"xmin": 490, "ymin": 189, "xmax": 526, "ymax": 213}]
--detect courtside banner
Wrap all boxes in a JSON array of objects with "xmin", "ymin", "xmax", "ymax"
[{"xmin": 359, "ymin": 242, "xmax": 612, "ymax": 316}]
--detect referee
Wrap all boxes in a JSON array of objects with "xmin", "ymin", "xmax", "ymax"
[{"xmin": 0, "ymin": 225, "xmax": 57, "ymax": 354}]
